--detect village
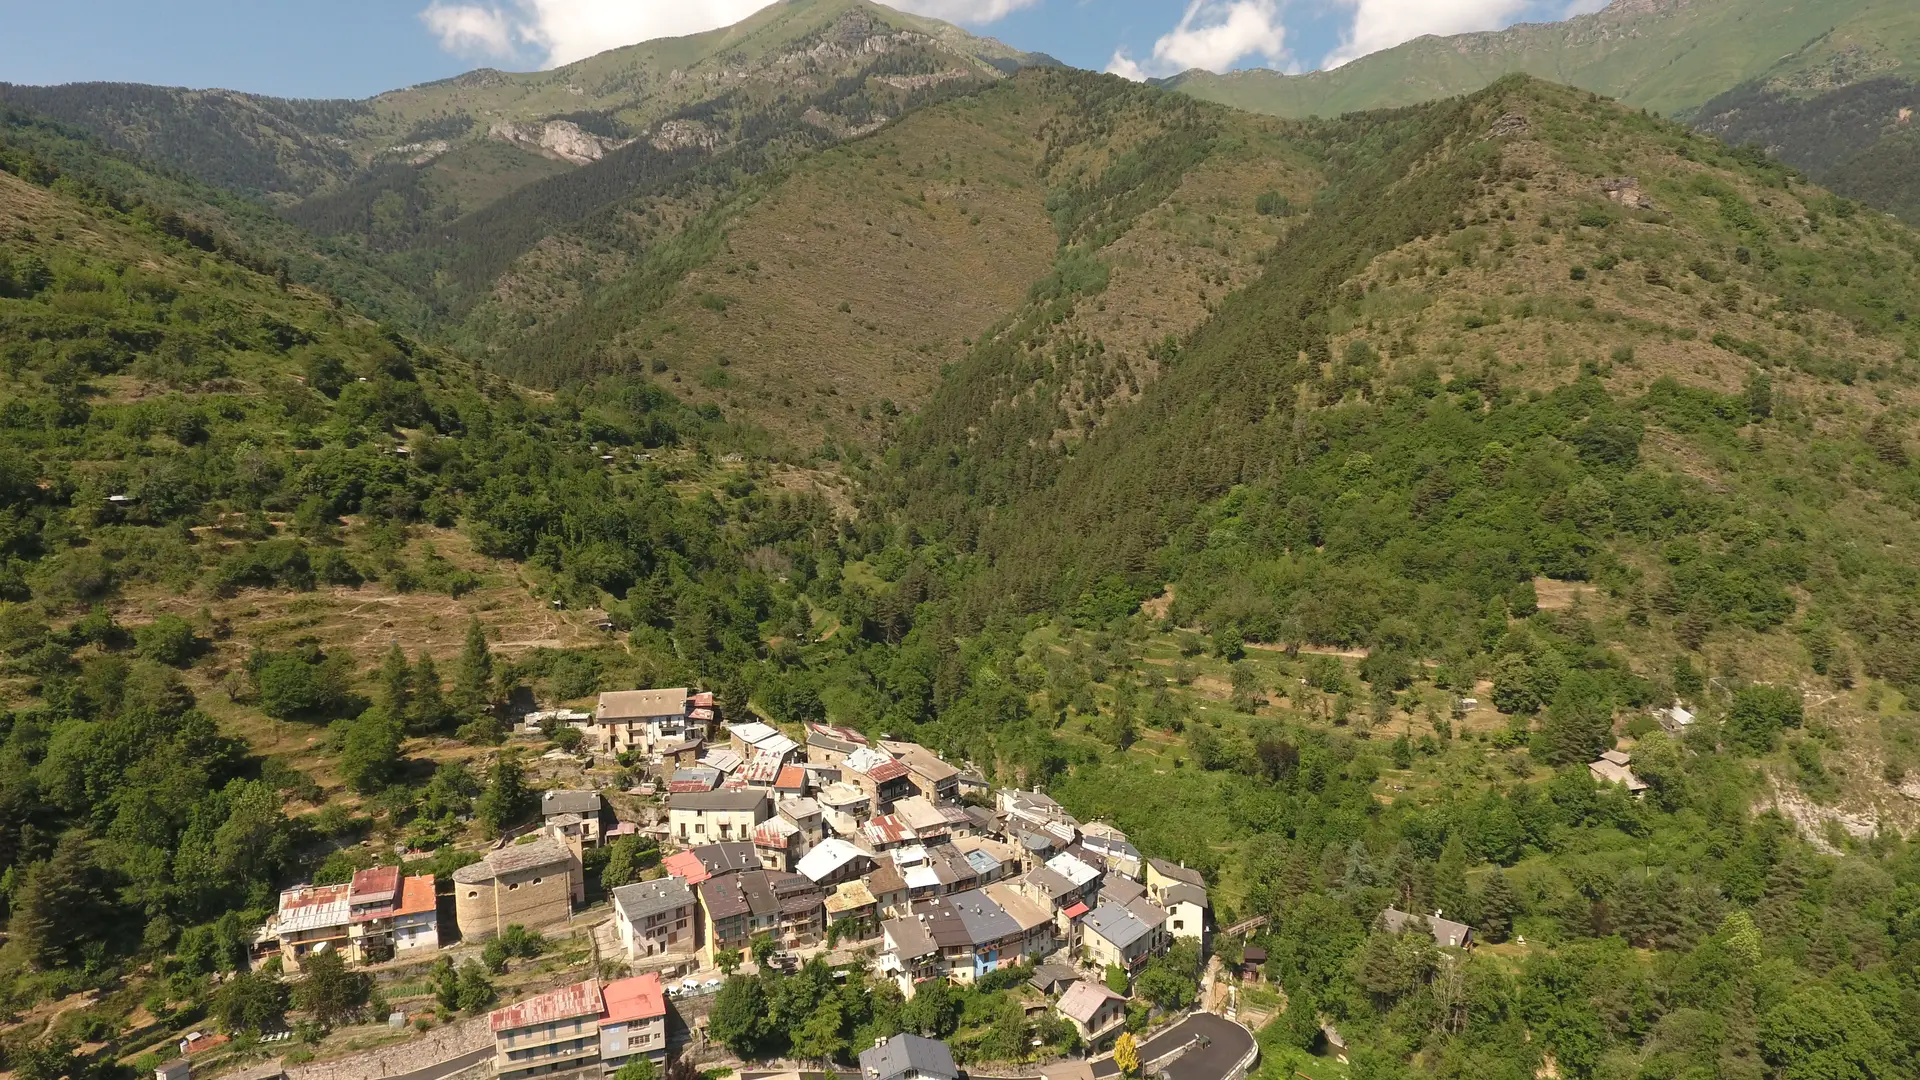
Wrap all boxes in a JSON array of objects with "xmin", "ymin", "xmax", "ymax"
[{"xmin": 209, "ymin": 686, "xmax": 1485, "ymax": 1080}]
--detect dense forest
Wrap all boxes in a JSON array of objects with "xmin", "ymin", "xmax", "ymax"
[
  {"xmin": 6, "ymin": 50, "xmax": 1920, "ymax": 1080},
  {"xmin": 1693, "ymin": 76, "xmax": 1920, "ymax": 227}
]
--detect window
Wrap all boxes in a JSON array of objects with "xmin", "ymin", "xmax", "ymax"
[
  {"xmin": 533, "ymin": 877, "xmax": 542, "ymax": 885},
  {"xmin": 508, "ymin": 882, "xmax": 519, "ymax": 891},
  {"xmin": 466, "ymin": 890, "xmax": 478, "ymax": 898}
]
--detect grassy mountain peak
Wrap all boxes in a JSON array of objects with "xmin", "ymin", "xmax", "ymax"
[{"xmin": 1164, "ymin": 0, "xmax": 1918, "ymax": 121}]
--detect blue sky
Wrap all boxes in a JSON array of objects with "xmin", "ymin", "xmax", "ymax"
[{"xmin": 0, "ymin": 0, "xmax": 1596, "ymax": 100}]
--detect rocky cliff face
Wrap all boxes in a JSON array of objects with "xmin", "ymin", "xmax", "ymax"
[{"xmin": 487, "ymin": 120, "xmax": 633, "ymax": 165}]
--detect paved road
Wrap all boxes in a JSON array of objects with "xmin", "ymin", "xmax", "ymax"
[
  {"xmin": 382, "ymin": 1045, "xmax": 492, "ymax": 1080},
  {"xmin": 1090, "ymin": 1014, "xmax": 1255, "ymax": 1080}
]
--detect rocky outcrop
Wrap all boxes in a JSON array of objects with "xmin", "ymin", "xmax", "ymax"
[
  {"xmin": 876, "ymin": 69, "xmax": 974, "ymax": 91},
  {"xmin": 381, "ymin": 139, "xmax": 451, "ymax": 166},
  {"xmin": 487, "ymin": 119, "xmax": 631, "ymax": 165},
  {"xmin": 648, "ymin": 119, "xmax": 721, "ymax": 152},
  {"xmin": 1599, "ymin": 176, "xmax": 1654, "ymax": 209}
]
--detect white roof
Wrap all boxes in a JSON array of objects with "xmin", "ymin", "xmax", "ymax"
[
  {"xmin": 904, "ymin": 865, "xmax": 943, "ymax": 891},
  {"xmin": 753, "ymin": 732, "xmax": 799, "ymax": 757},
  {"xmin": 818, "ymin": 782, "xmax": 868, "ymax": 808},
  {"xmin": 727, "ymin": 721, "xmax": 779, "ymax": 745},
  {"xmin": 795, "ymin": 838, "xmax": 867, "ymax": 883},
  {"xmin": 845, "ymin": 746, "xmax": 898, "ymax": 774},
  {"xmin": 1046, "ymin": 852, "xmax": 1102, "ymax": 888}
]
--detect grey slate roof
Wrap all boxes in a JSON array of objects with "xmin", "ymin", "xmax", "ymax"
[
  {"xmin": 1030, "ymin": 960, "xmax": 1081, "ymax": 994},
  {"xmin": 453, "ymin": 837, "xmax": 574, "ymax": 883},
  {"xmin": 1380, "ymin": 907, "xmax": 1473, "ymax": 948},
  {"xmin": 1099, "ymin": 875, "xmax": 1146, "ymax": 907},
  {"xmin": 613, "ymin": 877, "xmax": 695, "ymax": 921},
  {"xmin": 1025, "ymin": 865, "xmax": 1080, "ymax": 901},
  {"xmin": 859, "ymin": 1034, "xmax": 957, "ymax": 1080},
  {"xmin": 1163, "ymin": 882, "xmax": 1210, "ymax": 909},
  {"xmin": 670, "ymin": 789, "xmax": 770, "ymax": 813},
  {"xmin": 542, "ymin": 789, "xmax": 603, "ymax": 817},
  {"xmin": 1148, "ymin": 858, "xmax": 1206, "ymax": 887},
  {"xmin": 883, "ymin": 915, "xmax": 939, "ymax": 959},
  {"xmin": 920, "ymin": 889, "xmax": 1021, "ymax": 948},
  {"xmin": 1083, "ymin": 901, "xmax": 1153, "ymax": 951}
]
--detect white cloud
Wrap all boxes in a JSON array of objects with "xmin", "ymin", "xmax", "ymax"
[
  {"xmin": 896, "ymin": 0, "xmax": 1042, "ymax": 22},
  {"xmin": 1106, "ymin": 0, "xmax": 1287, "ymax": 81},
  {"xmin": 1321, "ymin": 0, "xmax": 1530, "ymax": 69},
  {"xmin": 421, "ymin": 1, "xmax": 516, "ymax": 59},
  {"xmin": 420, "ymin": 0, "xmax": 1040, "ymax": 69}
]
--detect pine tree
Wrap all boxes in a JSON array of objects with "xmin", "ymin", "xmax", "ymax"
[
  {"xmin": 476, "ymin": 758, "xmax": 531, "ymax": 834},
  {"xmin": 378, "ymin": 642, "xmax": 411, "ymax": 719},
  {"xmin": 1542, "ymin": 671, "xmax": 1614, "ymax": 764},
  {"xmin": 9, "ymin": 831, "xmax": 104, "ymax": 970},
  {"xmin": 1478, "ymin": 869, "xmax": 1518, "ymax": 943},
  {"xmin": 409, "ymin": 653, "xmax": 448, "ymax": 734},
  {"xmin": 1435, "ymin": 834, "xmax": 1471, "ymax": 924},
  {"xmin": 453, "ymin": 618, "xmax": 493, "ymax": 715}
]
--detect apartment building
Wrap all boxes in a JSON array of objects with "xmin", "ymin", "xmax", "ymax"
[
  {"xmin": 598, "ymin": 974, "xmax": 668, "ymax": 1072},
  {"xmin": 667, "ymin": 789, "xmax": 770, "ymax": 845},
  {"xmin": 490, "ymin": 981, "xmax": 602, "ymax": 1080}
]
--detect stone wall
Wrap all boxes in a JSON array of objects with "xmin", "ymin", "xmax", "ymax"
[
  {"xmin": 455, "ymin": 873, "xmax": 572, "ymax": 941},
  {"xmin": 284, "ymin": 1016, "xmax": 493, "ymax": 1080}
]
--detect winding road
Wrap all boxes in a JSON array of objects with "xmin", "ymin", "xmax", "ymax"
[{"xmin": 1089, "ymin": 1014, "xmax": 1256, "ymax": 1080}]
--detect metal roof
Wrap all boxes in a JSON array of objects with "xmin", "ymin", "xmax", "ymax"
[
  {"xmin": 490, "ymin": 980, "xmax": 601, "ymax": 1032},
  {"xmin": 725, "ymin": 721, "xmax": 779, "ymax": 745},
  {"xmin": 1046, "ymin": 853, "xmax": 1103, "ymax": 889},
  {"xmin": 271, "ymin": 883, "xmax": 350, "ymax": 935}
]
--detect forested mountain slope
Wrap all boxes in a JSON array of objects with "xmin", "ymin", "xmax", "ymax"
[
  {"xmin": 886, "ymin": 75, "xmax": 1920, "ymax": 813},
  {"xmin": 0, "ymin": 115, "xmax": 856, "ymax": 1020},
  {"xmin": 0, "ymin": 0, "xmax": 1050, "ymax": 205},
  {"xmin": 13, "ymin": 34, "xmax": 1920, "ymax": 1080},
  {"xmin": 1163, "ymin": 0, "xmax": 1920, "ymax": 122},
  {"xmin": 463, "ymin": 69, "xmax": 1319, "ymax": 443}
]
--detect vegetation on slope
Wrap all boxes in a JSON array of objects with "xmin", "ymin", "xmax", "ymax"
[
  {"xmin": 469, "ymin": 69, "xmax": 1316, "ymax": 444},
  {"xmin": 10, "ymin": 41, "xmax": 1920, "ymax": 1080},
  {"xmin": 1162, "ymin": 0, "xmax": 1920, "ymax": 122}
]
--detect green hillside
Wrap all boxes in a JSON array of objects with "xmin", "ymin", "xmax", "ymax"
[
  {"xmin": 462, "ymin": 69, "xmax": 1319, "ymax": 444},
  {"xmin": 0, "ymin": 0, "xmax": 1052, "ymax": 210},
  {"xmin": 1164, "ymin": 0, "xmax": 1920, "ymax": 121},
  {"xmin": 14, "ymin": 20, "xmax": 1920, "ymax": 1080}
]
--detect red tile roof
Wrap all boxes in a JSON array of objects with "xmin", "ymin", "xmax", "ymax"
[
  {"xmin": 600, "ymin": 973, "xmax": 666, "ymax": 1025},
  {"xmin": 663, "ymin": 850, "xmax": 712, "ymax": 885},
  {"xmin": 775, "ymin": 765, "xmax": 807, "ymax": 790},
  {"xmin": 490, "ymin": 980, "xmax": 601, "ymax": 1032},
  {"xmin": 1062, "ymin": 901, "xmax": 1091, "ymax": 920},
  {"xmin": 396, "ymin": 874, "xmax": 437, "ymax": 917}
]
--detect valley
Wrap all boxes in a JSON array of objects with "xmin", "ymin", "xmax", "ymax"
[{"xmin": 5, "ymin": 6, "xmax": 1920, "ymax": 1080}]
